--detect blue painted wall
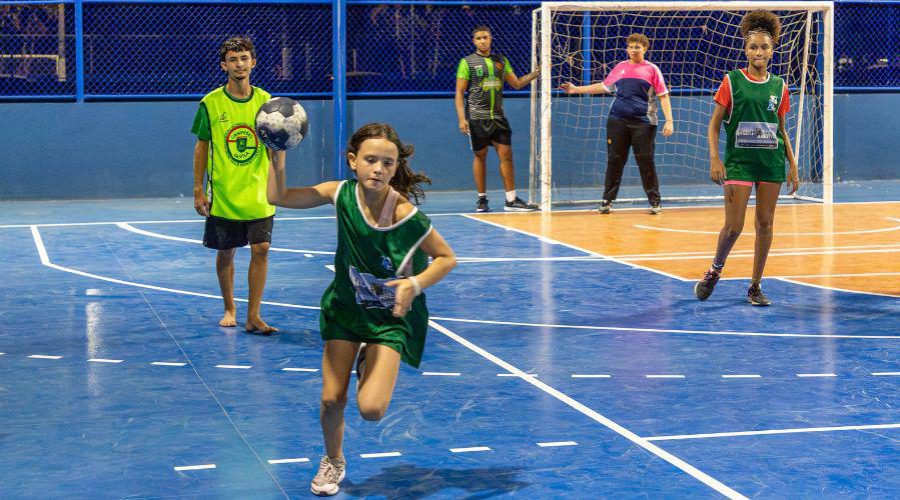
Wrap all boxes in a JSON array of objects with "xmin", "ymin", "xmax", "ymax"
[{"xmin": 0, "ymin": 93, "xmax": 897, "ymax": 200}]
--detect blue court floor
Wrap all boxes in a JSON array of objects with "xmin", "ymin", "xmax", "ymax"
[{"xmin": 0, "ymin": 181, "xmax": 898, "ymax": 498}]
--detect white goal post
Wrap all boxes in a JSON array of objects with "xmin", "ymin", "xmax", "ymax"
[{"xmin": 529, "ymin": 1, "xmax": 834, "ymax": 211}]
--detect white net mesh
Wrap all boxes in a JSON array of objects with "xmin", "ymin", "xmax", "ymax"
[{"xmin": 530, "ymin": 5, "xmax": 830, "ymax": 207}]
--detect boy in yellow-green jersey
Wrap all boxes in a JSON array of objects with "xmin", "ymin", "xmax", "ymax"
[{"xmin": 191, "ymin": 36, "xmax": 283, "ymax": 334}]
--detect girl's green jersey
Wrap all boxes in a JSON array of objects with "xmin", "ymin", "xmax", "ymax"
[
  {"xmin": 723, "ymin": 69, "xmax": 788, "ymax": 183},
  {"xmin": 320, "ymin": 180, "xmax": 433, "ymax": 368}
]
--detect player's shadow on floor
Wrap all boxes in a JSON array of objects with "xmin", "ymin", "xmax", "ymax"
[{"xmin": 342, "ymin": 464, "xmax": 529, "ymax": 499}]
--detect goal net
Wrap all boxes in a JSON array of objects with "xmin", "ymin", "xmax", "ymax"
[{"xmin": 529, "ymin": 1, "xmax": 833, "ymax": 210}]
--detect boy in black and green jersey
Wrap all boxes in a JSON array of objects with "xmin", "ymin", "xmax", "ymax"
[
  {"xmin": 455, "ymin": 25, "xmax": 540, "ymax": 212},
  {"xmin": 191, "ymin": 36, "xmax": 283, "ymax": 334}
]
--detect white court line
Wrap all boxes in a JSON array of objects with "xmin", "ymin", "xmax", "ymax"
[
  {"xmin": 268, "ymin": 458, "xmax": 310, "ymax": 464},
  {"xmin": 428, "ymin": 320, "xmax": 746, "ymax": 499},
  {"xmin": 359, "ymin": 452, "xmax": 402, "ymax": 459},
  {"xmin": 497, "ymin": 373, "xmax": 538, "ymax": 377},
  {"xmin": 119, "ymin": 221, "xmax": 598, "ymax": 265},
  {"xmin": 462, "ymin": 214, "xmax": 686, "ymax": 282},
  {"xmin": 450, "ymin": 446, "xmax": 491, "ymax": 453},
  {"xmin": 30, "ymin": 226, "xmax": 320, "ymax": 311},
  {"xmin": 422, "ymin": 371, "xmax": 462, "ymax": 376},
  {"xmin": 872, "ymin": 372, "xmax": 900, "ymax": 376},
  {"xmin": 796, "ymin": 373, "xmax": 837, "ymax": 378},
  {"xmin": 775, "ymin": 277, "xmax": 900, "ymax": 299},
  {"xmin": 215, "ymin": 364, "xmax": 252, "ymax": 370},
  {"xmin": 770, "ymin": 271, "xmax": 900, "ymax": 279},
  {"xmin": 457, "ymin": 256, "xmax": 604, "ymax": 263},
  {"xmin": 430, "ymin": 316, "xmax": 900, "ymax": 340},
  {"xmin": 4, "ymin": 200, "xmax": 897, "ymax": 229},
  {"xmin": 3, "ymin": 215, "xmax": 342, "ymax": 229},
  {"xmin": 88, "ymin": 358, "xmax": 124, "ymax": 364},
  {"xmin": 116, "ymin": 222, "xmax": 335, "ymax": 255},
  {"xmin": 614, "ymin": 243, "xmax": 900, "ymax": 260},
  {"xmin": 174, "ymin": 464, "xmax": 216, "ymax": 471},
  {"xmin": 634, "ymin": 219, "xmax": 900, "ymax": 236},
  {"xmin": 29, "ymin": 226, "xmax": 899, "ymax": 347},
  {"xmin": 151, "ymin": 362, "xmax": 187, "ymax": 367},
  {"xmin": 572, "ymin": 374, "xmax": 612, "ymax": 378},
  {"xmin": 623, "ymin": 247, "xmax": 900, "ymax": 262},
  {"xmin": 721, "ymin": 374, "xmax": 762, "ymax": 379},
  {"xmin": 469, "ymin": 212, "xmax": 900, "ymax": 299},
  {"xmin": 282, "ymin": 367, "xmax": 318, "ymax": 372},
  {"xmin": 537, "ymin": 441, "xmax": 578, "ymax": 447},
  {"xmin": 645, "ymin": 423, "xmax": 900, "ymax": 442},
  {"xmin": 28, "ymin": 355, "xmax": 62, "ymax": 360},
  {"xmin": 646, "ymin": 375, "xmax": 686, "ymax": 379}
]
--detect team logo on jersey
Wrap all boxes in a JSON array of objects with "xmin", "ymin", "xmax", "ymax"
[
  {"xmin": 224, "ymin": 123, "xmax": 259, "ymax": 165},
  {"xmin": 475, "ymin": 66, "xmax": 484, "ymax": 77},
  {"xmin": 494, "ymin": 60, "xmax": 505, "ymax": 72},
  {"xmin": 217, "ymin": 112, "xmax": 228, "ymax": 123},
  {"xmin": 767, "ymin": 95, "xmax": 778, "ymax": 112},
  {"xmin": 381, "ymin": 255, "xmax": 394, "ymax": 272},
  {"xmin": 482, "ymin": 76, "xmax": 503, "ymax": 91}
]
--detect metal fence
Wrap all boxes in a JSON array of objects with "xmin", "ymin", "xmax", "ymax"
[{"xmin": 0, "ymin": 0, "xmax": 897, "ymax": 100}]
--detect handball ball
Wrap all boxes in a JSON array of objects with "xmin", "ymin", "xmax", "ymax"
[{"xmin": 255, "ymin": 97, "xmax": 308, "ymax": 151}]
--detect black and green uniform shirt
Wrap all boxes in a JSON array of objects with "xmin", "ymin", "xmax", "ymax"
[
  {"xmin": 319, "ymin": 180, "xmax": 433, "ymax": 368},
  {"xmin": 191, "ymin": 85, "xmax": 275, "ymax": 220},
  {"xmin": 457, "ymin": 52, "xmax": 514, "ymax": 120}
]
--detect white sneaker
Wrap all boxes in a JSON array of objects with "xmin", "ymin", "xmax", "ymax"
[
  {"xmin": 649, "ymin": 204, "xmax": 662, "ymax": 215},
  {"xmin": 310, "ymin": 456, "xmax": 346, "ymax": 496}
]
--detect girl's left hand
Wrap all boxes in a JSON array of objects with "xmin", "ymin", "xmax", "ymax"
[
  {"xmin": 786, "ymin": 165, "xmax": 800, "ymax": 194},
  {"xmin": 385, "ymin": 278, "xmax": 416, "ymax": 318}
]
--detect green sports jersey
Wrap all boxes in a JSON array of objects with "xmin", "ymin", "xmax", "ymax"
[
  {"xmin": 457, "ymin": 52, "xmax": 513, "ymax": 120},
  {"xmin": 191, "ymin": 85, "xmax": 275, "ymax": 220},
  {"xmin": 319, "ymin": 180, "xmax": 433, "ymax": 368},
  {"xmin": 723, "ymin": 69, "xmax": 787, "ymax": 183}
]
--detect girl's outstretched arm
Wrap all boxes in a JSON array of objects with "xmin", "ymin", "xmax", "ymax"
[{"xmin": 267, "ymin": 155, "xmax": 340, "ymax": 209}]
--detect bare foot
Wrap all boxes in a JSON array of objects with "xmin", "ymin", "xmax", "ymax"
[
  {"xmin": 245, "ymin": 317, "xmax": 278, "ymax": 335},
  {"xmin": 219, "ymin": 310, "xmax": 237, "ymax": 327}
]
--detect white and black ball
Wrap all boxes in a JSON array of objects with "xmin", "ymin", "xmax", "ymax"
[{"xmin": 255, "ymin": 97, "xmax": 308, "ymax": 151}]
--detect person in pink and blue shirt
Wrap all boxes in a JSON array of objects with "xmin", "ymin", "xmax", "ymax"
[{"xmin": 562, "ymin": 33, "xmax": 674, "ymax": 214}]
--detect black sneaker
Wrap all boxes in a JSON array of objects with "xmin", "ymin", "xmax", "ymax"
[
  {"xmin": 504, "ymin": 197, "xmax": 538, "ymax": 212},
  {"xmin": 476, "ymin": 197, "xmax": 490, "ymax": 212},
  {"xmin": 694, "ymin": 268, "xmax": 721, "ymax": 300},
  {"xmin": 597, "ymin": 200, "xmax": 612, "ymax": 214},
  {"xmin": 355, "ymin": 343, "xmax": 367, "ymax": 390},
  {"xmin": 748, "ymin": 283, "xmax": 771, "ymax": 306}
]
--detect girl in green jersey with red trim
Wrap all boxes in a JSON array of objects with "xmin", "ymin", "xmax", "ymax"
[
  {"xmin": 267, "ymin": 123, "xmax": 457, "ymax": 496},
  {"xmin": 694, "ymin": 10, "xmax": 799, "ymax": 306}
]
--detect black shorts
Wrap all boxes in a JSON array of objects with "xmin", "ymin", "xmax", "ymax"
[
  {"xmin": 469, "ymin": 118, "xmax": 512, "ymax": 151},
  {"xmin": 203, "ymin": 215, "xmax": 274, "ymax": 250}
]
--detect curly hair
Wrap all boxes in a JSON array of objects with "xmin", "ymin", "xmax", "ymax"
[
  {"xmin": 626, "ymin": 33, "xmax": 650, "ymax": 50},
  {"xmin": 219, "ymin": 36, "xmax": 256, "ymax": 62},
  {"xmin": 346, "ymin": 123, "xmax": 431, "ymax": 204},
  {"xmin": 740, "ymin": 10, "xmax": 781, "ymax": 45}
]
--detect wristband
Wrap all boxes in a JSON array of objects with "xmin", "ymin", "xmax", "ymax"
[{"xmin": 408, "ymin": 276, "xmax": 422, "ymax": 296}]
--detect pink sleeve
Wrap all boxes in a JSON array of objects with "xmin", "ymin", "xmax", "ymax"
[
  {"xmin": 777, "ymin": 83, "xmax": 790, "ymax": 118},
  {"xmin": 652, "ymin": 65, "xmax": 668, "ymax": 95},
  {"xmin": 602, "ymin": 62, "xmax": 621, "ymax": 90}
]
